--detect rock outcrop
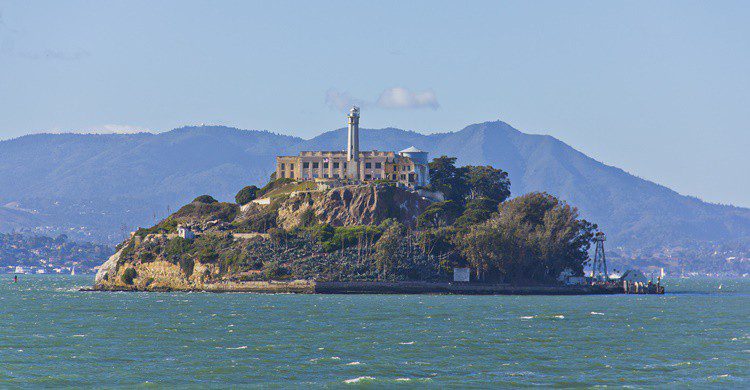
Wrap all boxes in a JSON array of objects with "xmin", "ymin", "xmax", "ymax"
[{"xmin": 277, "ymin": 185, "xmax": 429, "ymax": 229}]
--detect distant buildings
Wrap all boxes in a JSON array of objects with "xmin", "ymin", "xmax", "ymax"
[{"xmin": 275, "ymin": 107, "xmax": 430, "ymax": 188}]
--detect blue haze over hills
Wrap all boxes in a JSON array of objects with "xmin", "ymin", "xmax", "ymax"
[{"xmin": 0, "ymin": 121, "xmax": 748, "ymax": 253}]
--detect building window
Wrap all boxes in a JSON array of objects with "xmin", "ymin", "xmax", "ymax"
[
  {"xmin": 280, "ymin": 172, "xmax": 285, "ymax": 178},
  {"xmin": 343, "ymin": 163, "xmax": 347, "ymax": 169},
  {"xmin": 324, "ymin": 174, "xmax": 329, "ymax": 178},
  {"xmin": 303, "ymin": 162, "xmax": 309, "ymax": 169},
  {"xmin": 365, "ymin": 162, "xmax": 372, "ymax": 169},
  {"xmin": 392, "ymin": 174, "xmax": 397, "ymax": 180},
  {"xmin": 323, "ymin": 162, "xmax": 329, "ymax": 169},
  {"xmin": 375, "ymin": 162, "xmax": 382, "ymax": 169},
  {"xmin": 289, "ymin": 172, "xmax": 295, "ymax": 179},
  {"xmin": 333, "ymin": 162, "xmax": 339, "ymax": 169},
  {"xmin": 333, "ymin": 174, "xmax": 339, "ymax": 179},
  {"xmin": 290, "ymin": 164, "xmax": 294, "ymax": 170},
  {"xmin": 280, "ymin": 163, "xmax": 285, "ymax": 170},
  {"xmin": 312, "ymin": 162, "xmax": 319, "ymax": 169},
  {"xmin": 365, "ymin": 174, "xmax": 372, "ymax": 180}
]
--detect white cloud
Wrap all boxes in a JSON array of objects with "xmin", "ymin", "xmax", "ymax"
[
  {"xmin": 376, "ymin": 87, "xmax": 439, "ymax": 110},
  {"xmin": 325, "ymin": 87, "xmax": 440, "ymax": 112}
]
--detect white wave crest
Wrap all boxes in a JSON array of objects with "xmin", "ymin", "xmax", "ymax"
[{"xmin": 344, "ymin": 376, "xmax": 375, "ymax": 384}]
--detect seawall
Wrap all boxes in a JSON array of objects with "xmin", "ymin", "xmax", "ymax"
[{"xmin": 85, "ymin": 281, "xmax": 646, "ymax": 295}]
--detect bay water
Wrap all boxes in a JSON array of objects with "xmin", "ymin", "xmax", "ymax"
[{"xmin": 1, "ymin": 276, "xmax": 748, "ymax": 387}]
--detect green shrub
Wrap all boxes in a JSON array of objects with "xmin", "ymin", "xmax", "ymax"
[
  {"xmin": 121, "ymin": 267, "xmax": 137, "ymax": 285},
  {"xmin": 139, "ymin": 251, "xmax": 155, "ymax": 262},
  {"xmin": 307, "ymin": 223, "xmax": 334, "ymax": 243},
  {"xmin": 193, "ymin": 195, "xmax": 218, "ymax": 204},
  {"xmin": 172, "ymin": 202, "xmax": 238, "ymax": 225},
  {"xmin": 164, "ymin": 237, "xmax": 194, "ymax": 263},
  {"xmin": 134, "ymin": 219, "xmax": 179, "ymax": 238},
  {"xmin": 262, "ymin": 261, "xmax": 284, "ymax": 280},
  {"xmin": 118, "ymin": 241, "xmax": 136, "ymax": 264},
  {"xmin": 235, "ymin": 185, "xmax": 259, "ymax": 205},
  {"xmin": 179, "ymin": 257, "xmax": 195, "ymax": 278}
]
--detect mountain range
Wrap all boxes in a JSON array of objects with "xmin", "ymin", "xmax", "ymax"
[{"xmin": 1, "ymin": 121, "xmax": 749, "ymax": 252}]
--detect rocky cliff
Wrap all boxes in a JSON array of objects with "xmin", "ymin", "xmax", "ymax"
[{"xmin": 277, "ymin": 185, "xmax": 429, "ymax": 229}]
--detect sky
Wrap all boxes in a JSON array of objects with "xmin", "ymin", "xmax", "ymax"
[{"xmin": 0, "ymin": 1, "xmax": 748, "ymax": 207}]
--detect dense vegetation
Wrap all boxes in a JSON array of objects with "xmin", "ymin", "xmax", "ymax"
[{"xmin": 235, "ymin": 185, "xmax": 259, "ymax": 205}]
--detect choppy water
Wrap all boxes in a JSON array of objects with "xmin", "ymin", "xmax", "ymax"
[{"xmin": 1, "ymin": 276, "xmax": 748, "ymax": 388}]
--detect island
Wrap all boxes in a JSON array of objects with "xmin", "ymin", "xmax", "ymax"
[{"xmin": 90, "ymin": 107, "xmax": 663, "ymax": 294}]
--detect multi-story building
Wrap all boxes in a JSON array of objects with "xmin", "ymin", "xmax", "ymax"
[{"xmin": 275, "ymin": 107, "xmax": 430, "ymax": 188}]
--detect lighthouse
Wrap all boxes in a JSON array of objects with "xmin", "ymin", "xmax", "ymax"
[{"xmin": 346, "ymin": 106, "xmax": 360, "ymax": 180}]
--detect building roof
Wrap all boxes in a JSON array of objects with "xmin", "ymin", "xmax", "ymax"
[{"xmin": 399, "ymin": 146, "xmax": 425, "ymax": 153}]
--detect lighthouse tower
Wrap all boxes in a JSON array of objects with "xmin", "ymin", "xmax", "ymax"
[{"xmin": 346, "ymin": 106, "xmax": 360, "ymax": 180}]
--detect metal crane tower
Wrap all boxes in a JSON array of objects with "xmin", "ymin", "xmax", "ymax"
[{"xmin": 592, "ymin": 232, "xmax": 609, "ymax": 281}]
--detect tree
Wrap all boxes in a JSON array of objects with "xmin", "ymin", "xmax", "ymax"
[
  {"xmin": 416, "ymin": 201, "xmax": 464, "ymax": 229},
  {"xmin": 465, "ymin": 166, "xmax": 511, "ymax": 203},
  {"xmin": 121, "ymin": 267, "xmax": 137, "ymax": 285},
  {"xmin": 454, "ymin": 197, "xmax": 498, "ymax": 228},
  {"xmin": 427, "ymin": 156, "xmax": 469, "ymax": 202},
  {"xmin": 235, "ymin": 185, "xmax": 259, "ymax": 205},
  {"xmin": 460, "ymin": 221, "xmax": 502, "ymax": 280},
  {"xmin": 456, "ymin": 192, "xmax": 597, "ymax": 283},
  {"xmin": 497, "ymin": 192, "xmax": 596, "ymax": 282},
  {"xmin": 374, "ymin": 220, "xmax": 404, "ymax": 278},
  {"xmin": 193, "ymin": 195, "xmax": 218, "ymax": 204}
]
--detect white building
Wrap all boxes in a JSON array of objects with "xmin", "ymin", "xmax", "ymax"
[
  {"xmin": 177, "ymin": 226, "xmax": 195, "ymax": 239},
  {"xmin": 275, "ymin": 107, "xmax": 430, "ymax": 188}
]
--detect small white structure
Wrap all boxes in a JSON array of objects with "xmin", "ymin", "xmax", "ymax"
[
  {"xmin": 251, "ymin": 197, "xmax": 271, "ymax": 205},
  {"xmin": 177, "ymin": 226, "xmax": 195, "ymax": 239},
  {"xmin": 620, "ymin": 269, "xmax": 649, "ymax": 284},
  {"xmin": 453, "ymin": 267, "xmax": 471, "ymax": 282},
  {"xmin": 558, "ymin": 268, "xmax": 587, "ymax": 285}
]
